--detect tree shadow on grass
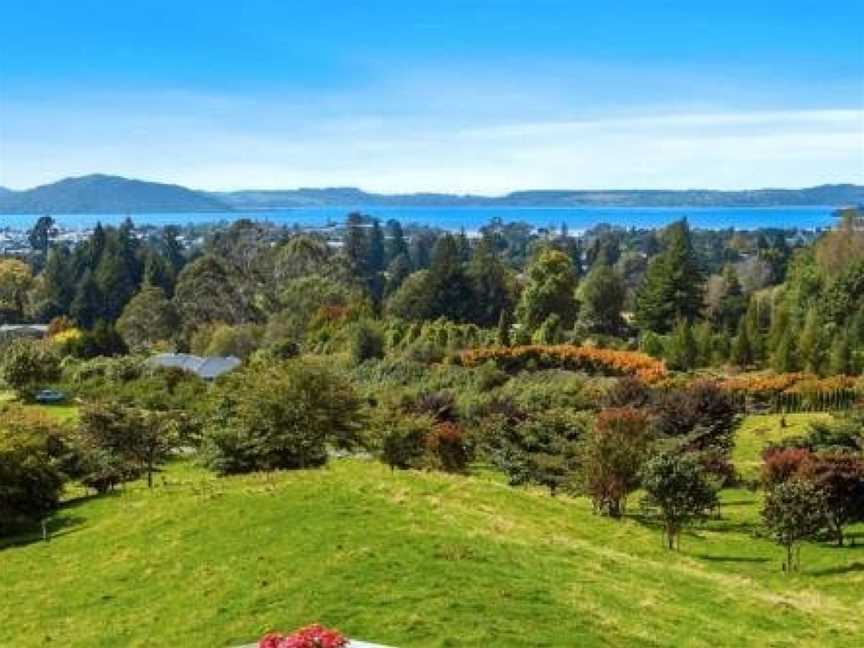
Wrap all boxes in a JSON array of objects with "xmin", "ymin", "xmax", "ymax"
[
  {"xmin": 809, "ymin": 561, "xmax": 864, "ymax": 577},
  {"xmin": 690, "ymin": 554, "xmax": 769, "ymax": 564},
  {"xmin": 0, "ymin": 514, "xmax": 85, "ymax": 551}
]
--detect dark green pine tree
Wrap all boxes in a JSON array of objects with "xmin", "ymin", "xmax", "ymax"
[
  {"xmin": 717, "ymin": 265, "xmax": 746, "ymax": 334},
  {"xmin": 456, "ymin": 228, "xmax": 472, "ymax": 263},
  {"xmin": 70, "ymin": 269, "xmax": 103, "ymax": 329},
  {"xmin": 344, "ymin": 213, "xmax": 370, "ymax": 276},
  {"xmin": 36, "ymin": 245, "xmax": 76, "ymax": 318},
  {"xmin": 468, "ymin": 234, "xmax": 512, "ymax": 327},
  {"xmin": 635, "ymin": 220, "xmax": 704, "ymax": 333},
  {"xmin": 385, "ymin": 253, "xmax": 413, "ymax": 296},
  {"xmin": 730, "ymin": 317, "xmax": 753, "ymax": 367},
  {"xmin": 368, "ymin": 220, "xmax": 386, "ymax": 274},
  {"xmin": 426, "ymin": 234, "xmax": 476, "ymax": 323},
  {"xmin": 497, "ymin": 308, "xmax": 513, "ymax": 346},
  {"xmin": 666, "ymin": 318, "xmax": 698, "ymax": 371},
  {"xmin": 143, "ymin": 251, "xmax": 175, "ymax": 296},
  {"xmin": 384, "ymin": 219, "xmax": 409, "ymax": 265},
  {"xmin": 95, "ymin": 241, "xmax": 137, "ymax": 322}
]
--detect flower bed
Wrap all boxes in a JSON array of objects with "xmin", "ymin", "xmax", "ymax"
[{"xmin": 459, "ymin": 344, "xmax": 667, "ymax": 383}]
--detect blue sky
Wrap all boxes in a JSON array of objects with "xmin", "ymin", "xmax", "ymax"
[{"xmin": 1, "ymin": 1, "xmax": 862, "ymax": 192}]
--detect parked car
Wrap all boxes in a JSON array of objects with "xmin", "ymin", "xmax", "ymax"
[{"xmin": 34, "ymin": 389, "xmax": 66, "ymax": 404}]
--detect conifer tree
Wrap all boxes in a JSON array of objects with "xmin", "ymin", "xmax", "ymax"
[
  {"xmin": 730, "ymin": 317, "xmax": 753, "ymax": 367},
  {"xmin": 666, "ymin": 318, "xmax": 698, "ymax": 371},
  {"xmin": 634, "ymin": 220, "xmax": 704, "ymax": 333}
]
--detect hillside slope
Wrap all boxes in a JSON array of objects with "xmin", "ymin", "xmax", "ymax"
[
  {"xmin": 1, "ymin": 457, "xmax": 862, "ymax": 647},
  {"xmin": 0, "ymin": 175, "xmax": 229, "ymax": 213}
]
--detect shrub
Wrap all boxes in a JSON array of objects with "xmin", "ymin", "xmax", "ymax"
[
  {"xmin": 0, "ymin": 406, "xmax": 69, "ymax": 534},
  {"xmin": 460, "ymin": 344, "xmax": 667, "ymax": 383},
  {"xmin": 762, "ymin": 447, "xmax": 812, "ymax": 488},
  {"xmin": 762, "ymin": 478, "xmax": 827, "ymax": 573},
  {"xmin": 425, "ymin": 421, "xmax": 470, "ymax": 473},
  {"xmin": 640, "ymin": 452, "xmax": 719, "ymax": 550},
  {"xmin": 579, "ymin": 407, "xmax": 653, "ymax": 516},
  {"xmin": 349, "ymin": 320, "xmax": 385, "ymax": 365},
  {"xmin": 379, "ymin": 414, "xmax": 436, "ymax": 470},
  {"xmin": 0, "ymin": 340, "xmax": 61, "ymax": 397},
  {"xmin": 202, "ymin": 360, "xmax": 363, "ymax": 475}
]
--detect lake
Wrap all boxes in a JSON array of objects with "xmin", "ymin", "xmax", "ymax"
[{"xmin": 0, "ymin": 206, "xmax": 841, "ymax": 232}]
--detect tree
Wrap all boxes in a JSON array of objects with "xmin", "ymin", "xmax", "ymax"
[
  {"xmin": 635, "ymin": 220, "xmax": 704, "ymax": 333},
  {"xmin": 425, "ymin": 234, "xmax": 476, "ymax": 323},
  {"xmin": 173, "ymin": 255, "xmax": 255, "ymax": 335},
  {"xmin": 730, "ymin": 317, "xmax": 753, "ymax": 367},
  {"xmin": 640, "ymin": 452, "xmax": 719, "ymax": 550},
  {"xmin": 0, "ymin": 406, "xmax": 68, "ymax": 534},
  {"xmin": 116, "ymin": 285, "xmax": 180, "ymax": 351},
  {"xmin": 0, "ymin": 340, "xmax": 61, "ymax": 397},
  {"xmin": 385, "ymin": 219, "xmax": 409, "ymax": 265},
  {"xmin": 798, "ymin": 307, "xmax": 826, "ymax": 375},
  {"xmin": 368, "ymin": 220, "xmax": 386, "ymax": 274},
  {"xmin": 772, "ymin": 329, "xmax": 799, "ymax": 373},
  {"xmin": 468, "ymin": 234, "xmax": 513, "ymax": 327},
  {"xmin": 762, "ymin": 478, "xmax": 827, "ymax": 573},
  {"xmin": 349, "ymin": 319, "xmax": 385, "ymax": 365},
  {"xmin": 665, "ymin": 318, "xmax": 697, "ymax": 371},
  {"xmin": 27, "ymin": 216, "xmax": 56, "ymax": 257},
  {"xmin": 580, "ymin": 408, "xmax": 652, "ymax": 517},
  {"xmin": 0, "ymin": 259, "xmax": 33, "ymax": 323},
  {"xmin": 29, "ymin": 245, "xmax": 76, "ymax": 319},
  {"xmin": 75, "ymin": 400, "xmax": 178, "ymax": 490},
  {"xmin": 800, "ymin": 453, "xmax": 864, "ymax": 547},
  {"xmin": 343, "ymin": 212, "xmax": 370, "ymax": 276},
  {"xmin": 829, "ymin": 333, "xmax": 853, "ymax": 375},
  {"xmin": 203, "ymin": 360, "xmax": 363, "ymax": 474},
  {"xmin": 70, "ymin": 270, "xmax": 103, "ymax": 329},
  {"xmin": 578, "ymin": 263, "xmax": 626, "ymax": 335},
  {"xmin": 496, "ymin": 308, "xmax": 513, "ymax": 346},
  {"xmin": 385, "ymin": 253, "xmax": 412, "ymax": 296},
  {"xmin": 516, "ymin": 248, "xmax": 579, "ymax": 335}
]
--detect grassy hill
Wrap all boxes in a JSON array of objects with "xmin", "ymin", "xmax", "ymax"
[{"xmin": 2, "ymin": 415, "xmax": 863, "ymax": 647}]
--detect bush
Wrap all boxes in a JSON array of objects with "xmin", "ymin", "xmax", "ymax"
[
  {"xmin": 0, "ymin": 340, "xmax": 61, "ymax": 397},
  {"xmin": 379, "ymin": 414, "xmax": 436, "ymax": 470},
  {"xmin": 0, "ymin": 406, "xmax": 69, "ymax": 534},
  {"xmin": 202, "ymin": 360, "xmax": 363, "ymax": 474},
  {"xmin": 425, "ymin": 422, "xmax": 469, "ymax": 473},
  {"xmin": 349, "ymin": 320, "xmax": 385, "ymax": 365}
]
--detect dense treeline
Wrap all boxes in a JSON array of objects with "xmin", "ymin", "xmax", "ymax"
[{"xmin": 4, "ymin": 210, "xmax": 859, "ymax": 373}]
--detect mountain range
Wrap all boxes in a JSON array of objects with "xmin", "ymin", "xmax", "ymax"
[{"xmin": 0, "ymin": 174, "xmax": 861, "ymax": 213}]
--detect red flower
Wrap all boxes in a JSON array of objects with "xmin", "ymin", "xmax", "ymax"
[{"xmin": 259, "ymin": 624, "xmax": 348, "ymax": 648}]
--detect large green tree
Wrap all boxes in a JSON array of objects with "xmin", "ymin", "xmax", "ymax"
[
  {"xmin": 516, "ymin": 248, "xmax": 579, "ymax": 334},
  {"xmin": 116, "ymin": 285, "xmax": 180, "ymax": 351},
  {"xmin": 635, "ymin": 220, "xmax": 704, "ymax": 333}
]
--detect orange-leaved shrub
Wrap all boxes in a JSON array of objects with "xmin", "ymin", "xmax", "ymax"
[{"xmin": 460, "ymin": 344, "xmax": 667, "ymax": 383}]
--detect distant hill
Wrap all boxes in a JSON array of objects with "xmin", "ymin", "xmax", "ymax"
[
  {"xmin": 0, "ymin": 175, "xmax": 861, "ymax": 213},
  {"xmin": 0, "ymin": 175, "xmax": 230, "ymax": 213},
  {"xmin": 214, "ymin": 183, "xmax": 864, "ymax": 209}
]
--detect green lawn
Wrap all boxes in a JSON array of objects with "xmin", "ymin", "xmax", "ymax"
[
  {"xmin": 2, "ymin": 416, "xmax": 864, "ymax": 648},
  {"xmin": 733, "ymin": 412, "xmax": 831, "ymax": 480}
]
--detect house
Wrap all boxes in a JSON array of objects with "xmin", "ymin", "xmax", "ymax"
[
  {"xmin": 0, "ymin": 324, "xmax": 49, "ymax": 340},
  {"xmin": 147, "ymin": 353, "xmax": 241, "ymax": 380}
]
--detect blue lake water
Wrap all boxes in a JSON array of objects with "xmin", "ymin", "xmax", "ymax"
[{"xmin": 0, "ymin": 206, "xmax": 840, "ymax": 232}]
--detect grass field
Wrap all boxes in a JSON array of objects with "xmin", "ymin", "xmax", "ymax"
[{"xmin": 2, "ymin": 414, "xmax": 863, "ymax": 647}]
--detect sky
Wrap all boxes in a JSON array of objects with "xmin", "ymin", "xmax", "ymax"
[{"xmin": 1, "ymin": 1, "xmax": 862, "ymax": 194}]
